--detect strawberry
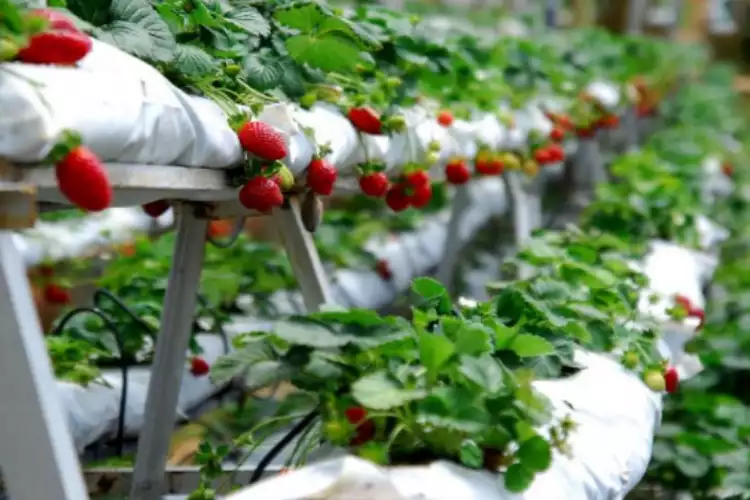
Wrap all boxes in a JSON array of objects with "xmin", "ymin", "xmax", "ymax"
[
  {"xmin": 547, "ymin": 144, "xmax": 565, "ymax": 162},
  {"xmin": 406, "ymin": 170, "xmax": 430, "ymax": 187},
  {"xmin": 721, "ymin": 162, "xmax": 734, "ymax": 177},
  {"xmin": 18, "ymin": 10, "xmax": 91, "ymax": 66},
  {"xmin": 306, "ymin": 158, "xmax": 337, "ymax": 196},
  {"xmin": 359, "ymin": 172, "xmax": 390, "ymax": 198},
  {"xmin": 119, "ymin": 243, "xmax": 136, "ymax": 257},
  {"xmin": 29, "ymin": 9, "xmax": 80, "ymax": 32},
  {"xmin": 534, "ymin": 147, "xmax": 554, "ymax": 165},
  {"xmin": 558, "ymin": 115, "xmax": 573, "ymax": 130},
  {"xmin": 576, "ymin": 126, "xmax": 596, "ymax": 139},
  {"xmin": 208, "ymin": 220, "xmax": 233, "ymax": 239},
  {"xmin": 488, "ymin": 154, "xmax": 505, "ymax": 175},
  {"xmin": 675, "ymin": 294, "xmax": 692, "ymax": 312},
  {"xmin": 437, "ymin": 110, "xmax": 454, "ymax": 127},
  {"xmin": 409, "ymin": 182, "xmax": 432, "ymax": 208},
  {"xmin": 385, "ymin": 184, "xmax": 411, "ymax": 212},
  {"xmin": 238, "ymin": 176, "xmax": 284, "ymax": 213},
  {"xmin": 55, "ymin": 146, "xmax": 113, "ymax": 212},
  {"xmin": 190, "ymin": 356, "xmax": 210, "ymax": 377},
  {"xmin": 598, "ymin": 115, "xmax": 620, "ymax": 129},
  {"xmin": 691, "ymin": 307, "xmax": 705, "ymax": 331},
  {"xmin": 237, "ymin": 121, "xmax": 287, "ymax": 161},
  {"xmin": 344, "ymin": 406, "xmax": 375, "ymax": 446},
  {"xmin": 664, "ymin": 366, "xmax": 679, "ymax": 394},
  {"xmin": 445, "ymin": 159, "xmax": 470, "ymax": 185},
  {"xmin": 375, "ymin": 259, "xmax": 393, "ymax": 280},
  {"xmin": 549, "ymin": 126, "xmax": 565, "ymax": 142},
  {"xmin": 348, "ymin": 107, "xmax": 382, "ymax": 135},
  {"xmin": 142, "ymin": 200, "xmax": 170, "ymax": 218},
  {"xmin": 44, "ymin": 284, "xmax": 71, "ymax": 305},
  {"xmin": 643, "ymin": 369, "xmax": 666, "ymax": 392}
]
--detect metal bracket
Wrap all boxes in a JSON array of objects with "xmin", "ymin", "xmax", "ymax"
[
  {"xmin": 273, "ymin": 196, "xmax": 332, "ymax": 312},
  {"xmin": 130, "ymin": 203, "xmax": 209, "ymax": 500},
  {"xmin": 0, "ymin": 232, "xmax": 90, "ymax": 500},
  {"xmin": 503, "ymin": 171, "xmax": 543, "ymax": 280},
  {"xmin": 435, "ymin": 185, "xmax": 472, "ymax": 291}
]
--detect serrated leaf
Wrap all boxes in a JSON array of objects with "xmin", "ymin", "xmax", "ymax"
[
  {"xmin": 243, "ymin": 50, "xmax": 282, "ymax": 90},
  {"xmin": 351, "ymin": 371, "xmax": 426, "ymax": 410},
  {"xmin": 419, "ymin": 332, "xmax": 455, "ymax": 376},
  {"xmin": 101, "ymin": 0, "xmax": 176, "ymax": 62},
  {"xmin": 244, "ymin": 360, "xmax": 289, "ymax": 391},
  {"xmin": 509, "ymin": 334, "xmax": 555, "ymax": 358},
  {"xmin": 226, "ymin": 7, "xmax": 271, "ymax": 36},
  {"xmin": 173, "ymin": 44, "xmax": 219, "ymax": 76},
  {"xmin": 273, "ymin": 2, "xmax": 328, "ymax": 32},
  {"xmin": 459, "ymin": 354, "xmax": 504, "ymax": 394},
  {"xmin": 454, "ymin": 324, "xmax": 493, "ymax": 356},
  {"xmin": 504, "ymin": 463, "xmax": 535, "ymax": 493},
  {"xmin": 285, "ymin": 34, "xmax": 362, "ymax": 72},
  {"xmin": 272, "ymin": 320, "xmax": 347, "ymax": 348},
  {"xmin": 318, "ymin": 16, "xmax": 381, "ymax": 51},
  {"xmin": 517, "ymin": 436, "xmax": 553, "ymax": 472}
]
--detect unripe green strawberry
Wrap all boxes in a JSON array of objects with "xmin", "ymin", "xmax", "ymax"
[{"xmin": 643, "ymin": 370, "xmax": 665, "ymax": 392}]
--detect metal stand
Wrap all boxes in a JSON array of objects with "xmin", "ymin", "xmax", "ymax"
[
  {"xmin": 130, "ymin": 203, "xmax": 209, "ymax": 500},
  {"xmin": 0, "ymin": 232, "xmax": 90, "ymax": 500},
  {"xmin": 623, "ymin": 106, "xmax": 640, "ymax": 153},
  {"xmin": 503, "ymin": 171, "xmax": 542, "ymax": 279},
  {"xmin": 435, "ymin": 185, "xmax": 472, "ymax": 292},
  {"xmin": 571, "ymin": 138, "xmax": 606, "ymax": 205},
  {"xmin": 273, "ymin": 196, "xmax": 333, "ymax": 312}
]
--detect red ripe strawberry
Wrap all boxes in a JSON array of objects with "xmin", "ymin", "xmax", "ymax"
[
  {"xmin": 208, "ymin": 220, "xmax": 232, "ymax": 239},
  {"xmin": 576, "ymin": 127, "xmax": 596, "ymax": 139},
  {"xmin": 238, "ymin": 176, "xmax": 284, "ymax": 213},
  {"xmin": 44, "ymin": 284, "xmax": 71, "ymax": 305},
  {"xmin": 406, "ymin": 170, "xmax": 430, "ymax": 187},
  {"xmin": 385, "ymin": 184, "xmax": 411, "ymax": 212},
  {"xmin": 488, "ymin": 155, "xmax": 504, "ymax": 175},
  {"xmin": 142, "ymin": 200, "xmax": 170, "ymax": 218},
  {"xmin": 190, "ymin": 356, "xmax": 210, "ymax": 377},
  {"xmin": 675, "ymin": 294, "xmax": 692, "ymax": 311},
  {"xmin": 547, "ymin": 144, "xmax": 565, "ymax": 162},
  {"xmin": 344, "ymin": 406, "xmax": 375, "ymax": 446},
  {"xmin": 721, "ymin": 162, "xmax": 734, "ymax": 177},
  {"xmin": 18, "ymin": 29, "xmax": 92, "ymax": 66},
  {"xmin": 534, "ymin": 147, "xmax": 554, "ymax": 165},
  {"xmin": 237, "ymin": 121, "xmax": 287, "ymax": 161},
  {"xmin": 437, "ymin": 110, "xmax": 454, "ymax": 127},
  {"xmin": 445, "ymin": 159, "xmax": 470, "ymax": 185},
  {"xmin": 549, "ymin": 127, "xmax": 565, "ymax": 142},
  {"xmin": 664, "ymin": 366, "xmax": 679, "ymax": 394},
  {"xmin": 306, "ymin": 158, "xmax": 337, "ymax": 196},
  {"xmin": 409, "ymin": 183, "xmax": 432, "ymax": 208},
  {"xmin": 690, "ymin": 307, "xmax": 705, "ymax": 331},
  {"xmin": 359, "ymin": 172, "xmax": 390, "ymax": 198},
  {"xmin": 55, "ymin": 146, "xmax": 113, "ymax": 212},
  {"xmin": 598, "ymin": 115, "xmax": 620, "ymax": 129},
  {"xmin": 348, "ymin": 107, "xmax": 382, "ymax": 135},
  {"xmin": 375, "ymin": 260, "xmax": 393, "ymax": 280},
  {"xmin": 558, "ymin": 115, "xmax": 573, "ymax": 130}
]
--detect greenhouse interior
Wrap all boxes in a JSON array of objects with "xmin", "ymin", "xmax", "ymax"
[{"xmin": 3, "ymin": 0, "xmax": 750, "ymax": 499}]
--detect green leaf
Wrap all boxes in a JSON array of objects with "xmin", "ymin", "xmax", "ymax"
[
  {"xmin": 504, "ymin": 463, "xmax": 536, "ymax": 493},
  {"xmin": 351, "ymin": 371, "xmax": 426, "ymax": 410},
  {"xmin": 242, "ymin": 50, "xmax": 282, "ymax": 90},
  {"xmin": 96, "ymin": 0, "xmax": 176, "ymax": 62},
  {"xmin": 459, "ymin": 439, "xmax": 484, "ymax": 469},
  {"xmin": 272, "ymin": 320, "xmax": 347, "ymax": 348},
  {"xmin": 273, "ymin": 2, "xmax": 328, "ymax": 32},
  {"xmin": 419, "ymin": 332, "xmax": 455, "ymax": 376},
  {"xmin": 416, "ymin": 387, "xmax": 490, "ymax": 433},
  {"xmin": 225, "ymin": 7, "xmax": 271, "ymax": 36},
  {"xmin": 285, "ymin": 34, "xmax": 362, "ymax": 72},
  {"xmin": 244, "ymin": 360, "xmax": 289, "ymax": 391},
  {"xmin": 517, "ymin": 436, "xmax": 553, "ymax": 472},
  {"xmin": 458, "ymin": 354, "xmax": 504, "ymax": 394},
  {"xmin": 173, "ymin": 44, "xmax": 218, "ymax": 77},
  {"xmin": 509, "ymin": 334, "xmax": 555, "ymax": 358},
  {"xmin": 454, "ymin": 324, "xmax": 494, "ymax": 356},
  {"xmin": 412, "ymin": 277, "xmax": 452, "ymax": 313},
  {"xmin": 318, "ymin": 16, "xmax": 381, "ymax": 51}
]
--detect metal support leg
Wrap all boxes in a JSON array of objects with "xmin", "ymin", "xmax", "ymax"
[
  {"xmin": 503, "ymin": 172, "xmax": 538, "ymax": 279},
  {"xmin": 274, "ymin": 196, "xmax": 332, "ymax": 312},
  {"xmin": 626, "ymin": 0, "xmax": 648, "ymax": 34},
  {"xmin": 130, "ymin": 203, "xmax": 208, "ymax": 500},
  {"xmin": 0, "ymin": 232, "xmax": 90, "ymax": 500},
  {"xmin": 436, "ymin": 185, "xmax": 471, "ymax": 290},
  {"xmin": 623, "ymin": 106, "xmax": 639, "ymax": 153},
  {"xmin": 572, "ymin": 138, "xmax": 606, "ymax": 205}
]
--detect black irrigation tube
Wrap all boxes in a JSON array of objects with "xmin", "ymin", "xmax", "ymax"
[{"xmin": 53, "ymin": 288, "xmax": 233, "ymax": 457}]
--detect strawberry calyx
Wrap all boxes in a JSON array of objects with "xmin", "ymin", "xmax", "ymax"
[{"xmin": 47, "ymin": 129, "xmax": 83, "ymax": 165}]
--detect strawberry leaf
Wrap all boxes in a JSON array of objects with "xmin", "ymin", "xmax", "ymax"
[
  {"xmin": 351, "ymin": 371, "xmax": 426, "ymax": 410},
  {"xmin": 242, "ymin": 49, "xmax": 283, "ymax": 90},
  {"xmin": 225, "ymin": 6, "xmax": 271, "ymax": 37},
  {"xmin": 285, "ymin": 33, "xmax": 363, "ymax": 72},
  {"xmin": 174, "ymin": 44, "xmax": 219, "ymax": 77}
]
